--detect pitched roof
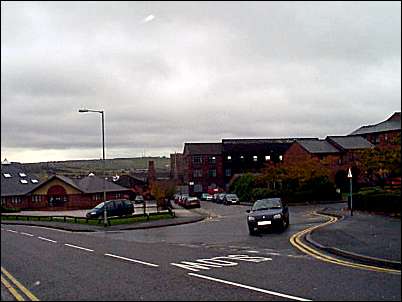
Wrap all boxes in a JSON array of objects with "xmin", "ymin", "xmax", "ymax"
[
  {"xmin": 1, "ymin": 162, "xmax": 42, "ymax": 196},
  {"xmin": 326, "ymin": 136, "xmax": 374, "ymax": 150},
  {"xmin": 76, "ymin": 175, "xmax": 129, "ymax": 193},
  {"xmin": 183, "ymin": 143, "xmax": 222, "ymax": 155},
  {"xmin": 296, "ymin": 139, "xmax": 340, "ymax": 154},
  {"xmin": 222, "ymin": 138, "xmax": 313, "ymax": 153},
  {"xmin": 349, "ymin": 112, "xmax": 401, "ymax": 135}
]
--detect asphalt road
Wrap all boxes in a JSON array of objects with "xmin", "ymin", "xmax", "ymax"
[{"xmin": 1, "ymin": 201, "xmax": 401, "ymax": 301}]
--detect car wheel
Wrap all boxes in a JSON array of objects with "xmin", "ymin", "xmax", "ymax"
[{"xmin": 249, "ymin": 226, "xmax": 258, "ymax": 236}]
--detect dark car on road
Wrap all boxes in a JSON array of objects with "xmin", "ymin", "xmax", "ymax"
[
  {"xmin": 86, "ymin": 199, "xmax": 134, "ymax": 219},
  {"xmin": 246, "ymin": 198, "xmax": 289, "ymax": 235}
]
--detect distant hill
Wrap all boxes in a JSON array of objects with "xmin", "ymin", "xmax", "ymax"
[{"xmin": 22, "ymin": 157, "xmax": 171, "ymax": 180}]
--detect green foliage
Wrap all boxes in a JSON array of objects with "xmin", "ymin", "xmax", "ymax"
[
  {"xmin": 353, "ymin": 189, "xmax": 401, "ymax": 213},
  {"xmin": 229, "ymin": 173, "xmax": 256, "ymax": 202},
  {"xmin": 0, "ymin": 206, "xmax": 21, "ymax": 213}
]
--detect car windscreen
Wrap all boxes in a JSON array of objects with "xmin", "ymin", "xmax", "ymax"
[
  {"xmin": 252, "ymin": 199, "xmax": 282, "ymax": 211},
  {"xmin": 226, "ymin": 194, "xmax": 238, "ymax": 198},
  {"xmin": 188, "ymin": 197, "xmax": 198, "ymax": 201},
  {"xmin": 94, "ymin": 202, "xmax": 104, "ymax": 209}
]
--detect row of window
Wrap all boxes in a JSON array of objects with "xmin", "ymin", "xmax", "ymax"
[
  {"xmin": 192, "ymin": 155, "xmax": 283, "ymax": 164},
  {"xmin": 193, "ymin": 169, "xmax": 234, "ymax": 178}
]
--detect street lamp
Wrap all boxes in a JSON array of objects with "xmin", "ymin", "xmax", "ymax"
[
  {"xmin": 79, "ymin": 108, "xmax": 108, "ymax": 227},
  {"xmin": 348, "ymin": 168, "xmax": 353, "ymax": 217}
]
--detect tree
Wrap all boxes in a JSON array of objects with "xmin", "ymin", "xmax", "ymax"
[{"xmin": 150, "ymin": 180, "xmax": 176, "ymax": 209}]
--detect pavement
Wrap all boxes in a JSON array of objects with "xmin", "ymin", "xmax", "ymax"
[
  {"xmin": 305, "ymin": 204, "xmax": 401, "ymax": 270},
  {"xmin": 0, "ymin": 203, "xmax": 206, "ymax": 232}
]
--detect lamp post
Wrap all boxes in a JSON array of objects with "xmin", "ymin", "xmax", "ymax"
[
  {"xmin": 348, "ymin": 168, "xmax": 353, "ymax": 217},
  {"xmin": 79, "ymin": 108, "xmax": 107, "ymax": 227}
]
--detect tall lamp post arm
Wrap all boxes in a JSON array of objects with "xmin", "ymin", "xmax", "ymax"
[{"xmin": 79, "ymin": 108, "xmax": 108, "ymax": 227}]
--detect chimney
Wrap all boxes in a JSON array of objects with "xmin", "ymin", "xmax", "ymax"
[{"xmin": 147, "ymin": 161, "xmax": 156, "ymax": 184}]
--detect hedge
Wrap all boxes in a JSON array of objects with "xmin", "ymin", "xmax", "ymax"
[{"xmin": 353, "ymin": 190, "xmax": 400, "ymax": 213}]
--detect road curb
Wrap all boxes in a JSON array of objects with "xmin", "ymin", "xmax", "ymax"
[
  {"xmin": 1, "ymin": 215, "xmax": 206, "ymax": 232},
  {"xmin": 304, "ymin": 211, "xmax": 401, "ymax": 271}
]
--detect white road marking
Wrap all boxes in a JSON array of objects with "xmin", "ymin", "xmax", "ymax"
[
  {"xmin": 104, "ymin": 253, "xmax": 159, "ymax": 267},
  {"xmin": 64, "ymin": 244, "xmax": 94, "ymax": 252},
  {"xmin": 38, "ymin": 236, "xmax": 57, "ymax": 243},
  {"xmin": 266, "ymin": 252, "xmax": 281, "ymax": 256},
  {"xmin": 188, "ymin": 273, "xmax": 312, "ymax": 301},
  {"xmin": 6, "ymin": 229, "xmax": 18, "ymax": 233},
  {"xmin": 245, "ymin": 250, "xmax": 260, "ymax": 253},
  {"xmin": 20, "ymin": 232, "xmax": 34, "ymax": 237}
]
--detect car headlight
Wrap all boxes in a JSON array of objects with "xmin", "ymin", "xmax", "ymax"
[
  {"xmin": 273, "ymin": 214, "xmax": 282, "ymax": 219},
  {"xmin": 248, "ymin": 216, "xmax": 255, "ymax": 221}
]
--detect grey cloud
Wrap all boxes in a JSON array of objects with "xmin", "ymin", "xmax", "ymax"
[{"xmin": 1, "ymin": 2, "xmax": 400, "ymax": 162}]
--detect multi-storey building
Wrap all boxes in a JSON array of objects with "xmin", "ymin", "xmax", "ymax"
[
  {"xmin": 182, "ymin": 143, "xmax": 224, "ymax": 194},
  {"xmin": 348, "ymin": 112, "xmax": 400, "ymax": 148}
]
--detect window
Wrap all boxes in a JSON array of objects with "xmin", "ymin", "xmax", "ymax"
[
  {"xmin": 193, "ymin": 169, "xmax": 202, "ymax": 178},
  {"xmin": 92, "ymin": 194, "xmax": 102, "ymax": 201},
  {"xmin": 208, "ymin": 169, "xmax": 217, "ymax": 177},
  {"xmin": 31, "ymin": 179, "xmax": 39, "ymax": 183},
  {"xmin": 209, "ymin": 156, "xmax": 216, "ymax": 164},
  {"xmin": 225, "ymin": 169, "xmax": 231, "ymax": 177},
  {"xmin": 20, "ymin": 179, "xmax": 28, "ymax": 184},
  {"xmin": 240, "ymin": 155, "xmax": 244, "ymax": 160},
  {"xmin": 12, "ymin": 197, "xmax": 21, "ymax": 204},
  {"xmin": 3, "ymin": 173, "xmax": 11, "ymax": 178},
  {"xmin": 192, "ymin": 156, "xmax": 202, "ymax": 164},
  {"xmin": 279, "ymin": 155, "xmax": 283, "ymax": 161},
  {"xmin": 227, "ymin": 155, "xmax": 232, "ymax": 160},
  {"xmin": 19, "ymin": 173, "xmax": 27, "ymax": 177},
  {"xmin": 32, "ymin": 195, "xmax": 42, "ymax": 203},
  {"xmin": 194, "ymin": 184, "xmax": 203, "ymax": 193},
  {"xmin": 265, "ymin": 155, "xmax": 271, "ymax": 161},
  {"xmin": 253, "ymin": 155, "xmax": 258, "ymax": 162}
]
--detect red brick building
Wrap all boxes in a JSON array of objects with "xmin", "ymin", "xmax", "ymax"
[
  {"xmin": 182, "ymin": 143, "xmax": 224, "ymax": 195},
  {"xmin": 1, "ymin": 161, "xmax": 131, "ymax": 210},
  {"xmin": 348, "ymin": 112, "xmax": 401, "ymax": 148}
]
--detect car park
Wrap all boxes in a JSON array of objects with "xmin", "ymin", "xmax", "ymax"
[
  {"xmin": 134, "ymin": 195, "xmax": 144, "ymax": 204},
  {"xmin": 216, "ymin": 193, "xmax": 226, "ymax": 204},
  {"xmin": 201, "ymin": 193, "xmax": 213, "ymax": 201},
  {"xmin": 86, "ymin": 199, "xmax": 134, "ymax": 219},
  {"xmin": 246, "ymin": 198, "xmax": 289, "ymax": 235},
  {"xmin": 183, "ymin": 196, "xmax": 201, "ymax": 208},
  {"xmin": 223, "ymin": 193, "xmax": 239, "ymax": 205}
]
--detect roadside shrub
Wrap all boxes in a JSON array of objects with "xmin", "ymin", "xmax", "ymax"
[
  {"xmin": 0, "ymin": 205, "xmax": 21, "ymax": 213},
  {"xmin": 353, "ymin": 190, "xmax": 401, "ymax": 213},
  {"xmin": 229, "ymin": 174, "xmax": 256, "ymax": 203},
  {"xmin": 251, "ymin": 188, "xmax": 281, "ymax": 201}
]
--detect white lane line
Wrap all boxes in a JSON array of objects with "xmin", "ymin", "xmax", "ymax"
[
  {"xmin": 245, "ymin": 250, "xmax": 260, "ymax": 253},
  {"xmin": 20, "ymin": 232, "xmax": 35, "ymax": 237},
  {"xmin": 6, "ymin": 229, "xmax": 18, "ymax": 233},
  {"xmin": 104, "ymin": 253, "xmax": 159, "ymax": 268},
  {"xmin": 64, "ymin": 244, "xmax": 94, "ymax": 252},
  {"xmin": 38, "ymin": 236, "xmax": 57, "ymax": 243},
  {"xmin": 188, "ymin": 273, "xmax": 312, "ymax": 302}
]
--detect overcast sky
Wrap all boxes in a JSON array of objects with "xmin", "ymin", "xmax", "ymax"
[{"xmin": 1, "ymin": 1, "xmax": 401, "ymax": 163}]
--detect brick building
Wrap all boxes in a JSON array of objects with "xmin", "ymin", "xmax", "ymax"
[
  {"xmin": 1, "ymin": 161, "xmax": 131, "ymax": 210},
  {"xmin": 182, "ymin": 143, "xmax": 224, "ymax": 194},
  {"xmin": 348, "ymin": 112, "xmax": 401, "ymax": 148}
]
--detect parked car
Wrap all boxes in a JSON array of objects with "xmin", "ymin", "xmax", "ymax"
[
  {"xmin": 178, "ymin": 194, "xmax": 189, "ymax": 206},
  {"xmin": 223, "ymin": 193, "xmax": 239, "ymax": 205},
  {"xmin": 216, "ymin": 193, "xmax": 226, "ymax": 204},
  {"xmin": 201, "ymin": 193, "xmax": 213, "ymax": 201},
  {"xmin": 184, "ymin": 196, "xmax": 201, "ymax": 208},
  {"xmin": 134, "ymin": 195, "xmax": 144, "ymax": 204},
  {"xmin": 246, "ymin": 198, "xmax": 289, "ymax": 235},
  {"xmin": 212, "ymin": 193, "xmax": 219, "ymax": 203},
  {"xmin": 86, "ymin": 199, "xmax": 134, "ymax": 219}
]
